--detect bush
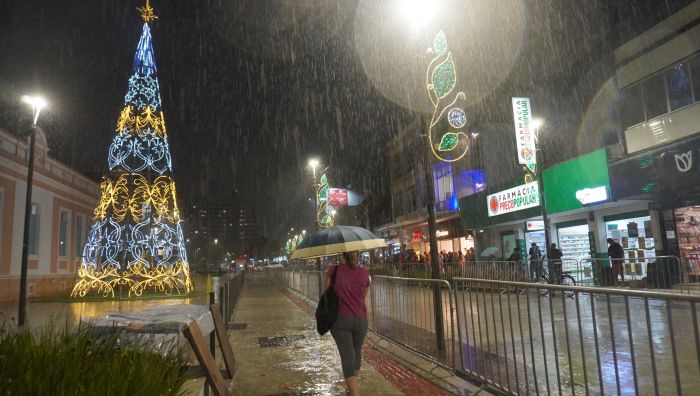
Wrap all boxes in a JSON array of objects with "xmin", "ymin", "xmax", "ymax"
[{"xmin": 0, "ymin": 324, "xmax": 189, "ymax": 395}]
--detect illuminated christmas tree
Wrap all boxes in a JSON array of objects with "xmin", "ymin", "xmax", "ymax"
[{"xmin": 72, "ymin": 1, "xmax": 191, "ymax": 297}]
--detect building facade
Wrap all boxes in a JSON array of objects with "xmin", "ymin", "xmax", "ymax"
[
  {"xmin": 377, "ymin": 117, "xmax": 484, "ymax": 258},
  {"xmin": 611, "ymin": 0, "xmax": 700, "ymax": 282},
  {"xmin": 0, "ymin": 127, "xmax": 99, "ymax": 302}
]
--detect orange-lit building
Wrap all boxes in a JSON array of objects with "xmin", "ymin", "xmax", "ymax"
[{"xmin": 0, "ymin": 127, "xmax": 99, "ymax": 302}]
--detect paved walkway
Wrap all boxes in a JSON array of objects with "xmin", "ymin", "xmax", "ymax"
[{"xmin": 229, "ymin": 274, "xmax": 452, "ymax": 395}]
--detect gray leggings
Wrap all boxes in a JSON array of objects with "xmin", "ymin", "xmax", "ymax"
[{"xmin": 330, "ymin": 314, "xmax": 368, "ymax": 378}]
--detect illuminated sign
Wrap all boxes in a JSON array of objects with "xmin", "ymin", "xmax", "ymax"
[
  {"xmin": 512, "ymin": 97, "xmax": 536, "ymax": 166},
  {"xmin": 526, "ymin": 221, "xmax": 545, "ymax": 231},
  {"xmin": 436, "ymin": 230, "xmax": 450, "ymax": 238},
  {"xmin": 487, "ymin": 182, "xmax": 540, "ymax": 217},
  {"xmin": 328, "ymin": 188, "xmax": 349, "ymax": 207},
  {"xmin": 575, "ymin": 186, "xmax": 609, "ymax": 205}
]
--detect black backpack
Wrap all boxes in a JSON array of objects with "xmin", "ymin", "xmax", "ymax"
[{"xmin": 315, "ymin": 265, "xmax": 339, "ymax": 335}]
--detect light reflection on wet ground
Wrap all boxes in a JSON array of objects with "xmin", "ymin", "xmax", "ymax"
[{"xmin": 0, "ymin": 273, "xmax": 216, "ymax": 329}]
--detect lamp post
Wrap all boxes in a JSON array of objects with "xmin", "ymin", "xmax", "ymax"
[
  {"xmin": 18, "ymin": 95, "xmax": 47, "ymax": 327},
  {"xmin": 531, "ymin": 119, "xmax": 552, "ymax": 267},
  {"xmin": 399, "ymin": 0, "xmax": 444, "ymax": 351}
]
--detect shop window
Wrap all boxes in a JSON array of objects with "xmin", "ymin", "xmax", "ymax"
[
  {"xmin": 621, "ymin": 84, "xmax": 645, "ymax": 127},
  {"xmin": 665, "ymin": 62, "xmax": 693, "ymax": 111},
  {"xmin": 642, "ymin": 74, "xmax": 668, "ymax": 120},
  {"xmin": 59, "ymin": 210, "xmax": 69, "ymax": 257},
  {"xmin": 29, "ymin": 203, "xmax": 40, "ymax": 255}
]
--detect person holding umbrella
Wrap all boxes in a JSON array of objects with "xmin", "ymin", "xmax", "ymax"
[{"xmin": 324, "ymin": 251, "xmax": 370, "ymax": 396}]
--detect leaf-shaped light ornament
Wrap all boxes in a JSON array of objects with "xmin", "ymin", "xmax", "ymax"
[
  {"xmin": 320, "ymin": 174, "xmax": 327, "ymax": 184},
  {"xmin": 319, "ymin": 186, "xmax": 328, "ymax": 201},
  {"xmin": 321, "ymin": 215, "xmax": 333, "ymax": 225},
  {"xmin": 526, "ymin": 161, "xmax": 536, "ymax": 174},
  {"xmin": 433, "ymin": 31, "xmax": 448, "ymax": 55},
  {"xmin": 432, "ymin": 53, "xmax": 456, "ymax": 99},
  {"xmin": 438, "ymin": 133, "xmax": 459, "ymax": 151}
]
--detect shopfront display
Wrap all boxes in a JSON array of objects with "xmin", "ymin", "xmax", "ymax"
[
  {"xmin": 525, "ymin": 231, "xmax": 546, "ymax": 258},
  {"xmin": 557, "ymin": 223, "xmax": 591, "ymax": 271},
  {"xmin": 605, "ymin": 211, "xmax": 656, "ymax": 277},
  {"xmin": 675, "ymin": 206, "xmax": 700, "ymax": 280}
]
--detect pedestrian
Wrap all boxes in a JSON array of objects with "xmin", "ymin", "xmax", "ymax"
[
  {"xmin": 457, "ymin": 251, "xmax": 465, "ymax": 265},
  {"xmin": 607, "ymin": 238, "xmax": 625, "ymax": 286},
  {"xmin": 508, "ymin": 247, "xmax": 522, "ymax": 272},
  {"xmin": 547, "ymin": 243, "xmax": 563, "ymax": 284},
  {"xmin": 324, "ymin": 251, "xmax": 370, "ymax": 396},
  {"xmin": 528, "ymin": 242, "xmax": 542, "ymax": 281}
]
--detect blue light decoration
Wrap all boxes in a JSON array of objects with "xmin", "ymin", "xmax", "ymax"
[{"xmin": 72, "ymin": 3, "xmax": 191, "ymax": 298}]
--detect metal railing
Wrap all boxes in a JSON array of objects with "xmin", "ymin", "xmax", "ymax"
[
  {"xmin": 452, "ymin": 277, "xmax": 700, "ymax": 395},
  {"xmin": 216, "ymin": 271, "xmax": 246, "ymax": 325},
  {"xmin": 369, "ymin": 275, "xmax": 458, "ymax": 369},
  {"xmin": 265, "ymin": 269, "xmax": 323, "ymax": 303}
]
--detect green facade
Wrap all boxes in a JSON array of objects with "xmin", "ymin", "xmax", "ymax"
[{"xmin": 542, "ymin": 149, "xmax": 610, "ymax": 214}]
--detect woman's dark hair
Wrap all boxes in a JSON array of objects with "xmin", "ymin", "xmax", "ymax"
[{"xmin": 342, "ymin": 251, "xmax": 357, "ymax": 268}]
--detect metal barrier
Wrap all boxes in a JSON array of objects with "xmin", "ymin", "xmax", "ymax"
[
  {"xmin": 265, "ymin": 269, "xmax": 323, "ymax": 303},
  {"xmin": 217, "ymin": 271, "xmax": 246, "ymax": 324},
  {"xmin": 452, "ymin": 277, "xmax": 700, "ymax": 395},
  {"xmin": 580, "ymin": 256, "xmax": 685, "ymax": 293},
  {"xmin": 369, "ymin": 275, "xmax": 458, "ymax": 369}
]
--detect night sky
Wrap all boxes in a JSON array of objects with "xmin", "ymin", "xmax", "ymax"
[{"xmin": 0, "ymin": 0, "xmax": 693, "ymax": 245}]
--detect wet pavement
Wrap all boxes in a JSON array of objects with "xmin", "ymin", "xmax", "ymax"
[{"xmin": 229, "ymin": 274, "xmax": 407, "ymax": 395}]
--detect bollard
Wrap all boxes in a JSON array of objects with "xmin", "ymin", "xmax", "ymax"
[
  {"xmin": 219, "ymin": 286, "xmax": 225, "ymax": 319},
  {"xmin": 206, "ymin": 291, "xmax": 216, "ymax": 396}
]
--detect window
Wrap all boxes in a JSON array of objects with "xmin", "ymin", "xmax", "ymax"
[
  {"xmin": 690, "ymin": 55, "xmax": 700, "ymax": 102},
  {"xmin": 59, "ymin": 211, "xmax": 68, "ymax": 256},
  {"xmin": 29, "ymin": 203, "xmax": 39, "ymax": 255},
  {"xmin": 75, "ymin": 215, "xmax": 84, "ymax": 257},
  {"xmin": 665, "ymin": 62, "xmax": 693, "ymax": 110},
  {"xmin": 621, "ymin": 84, "xmax": 644, "ymax": 127},
  {"xmin": 434, "ymin": 163, "xmax": 454, "ymax": 204},
  {"xmin": 642, "ymin": 74, "xmax": 667, "ymax": 119}
]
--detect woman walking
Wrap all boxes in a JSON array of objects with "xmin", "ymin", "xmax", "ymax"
[{"xmin": 324, "ymin": 251, "xmax": 370, "ymax": 396}]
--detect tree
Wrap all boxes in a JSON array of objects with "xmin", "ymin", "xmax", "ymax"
[{"xmin": 72, "ymin": 3, "xmax": 191, "ymax": 297}]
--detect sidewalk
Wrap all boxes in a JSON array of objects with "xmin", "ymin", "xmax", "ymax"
[{"xmin": 228, "ymin": 274, "xmax": 452, "ymax": 395}]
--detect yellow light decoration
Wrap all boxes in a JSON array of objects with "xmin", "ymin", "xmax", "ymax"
[
  {"xmin": 94, "ymin": 174, "xmax": 179, "ymax": 223},
  {"xmin": 71, "ymin": 262, "xmax": 192, "ymax": 298},
  {"xmin": 115, "ymin": 105, "xmax": 167, "ymax": 136},
  {"xmin": 137, "ymin": 0, "xmax": 158, "ymax": 22}
]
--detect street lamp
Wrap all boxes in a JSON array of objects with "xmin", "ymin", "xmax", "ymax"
[
  {"xmin": 532, "ymin": 118, "xmax": 552, "ymax": 268},
  {"xmin": 399, "ymin": 0, "xmax": 438, "ymax": 31},
  {"xmin": 308, "ymin": 158, "xmax": 320, "ymax": 181},
  {"xmin": 18, "ymin": 94, "xmax": 47, "ymax": 327}
]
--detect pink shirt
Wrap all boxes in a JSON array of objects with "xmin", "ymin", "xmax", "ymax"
[{"xmin": 327, "ymin": 264, "xmax": 370, "ymax": 317}]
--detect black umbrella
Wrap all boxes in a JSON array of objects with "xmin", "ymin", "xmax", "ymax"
[{"xmin": 290, "ymin": 225, "xmax": 386, "ymax": 259}]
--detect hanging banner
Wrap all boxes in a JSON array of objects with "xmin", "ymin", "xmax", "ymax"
[
  {"xmin": 329, "ymin": 188, "xmax": 349, "ymax": 207},
  {"xmin": 512, "ymin": 97, "xmax": 536, "ymax": 165},
  {"xmin": 487, "ymin": 182, "xmax": 540, "ymax": 217}
]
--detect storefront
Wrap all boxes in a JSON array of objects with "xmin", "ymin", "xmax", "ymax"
[
  {"xmin": 603, "ymin": 211, "xmax": 656, "ymax": 277},
  {"xmin": 555, "ymin": 220, "xmax": 591, "ymax": 270},
  {"xmin": 675, "ymin": 206, "xmax": 700, "ymax": 280},
  {"xmin": 524, "ymin": 220, "xmax": 546, "ymax": 258},
  {"xmin": 610, "ymin": 133, "xmax": 700, "ymax": 266}
]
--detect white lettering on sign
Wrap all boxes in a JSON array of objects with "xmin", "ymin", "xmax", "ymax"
[
  {"xmin": 487, "ymin": 182, "xmax": 540, "ymax": 217},
  {"xmin": 512, "ymin": 97, "xmax": 536, "ymax": 166},
  {"xmin": 674, "ymin": 151, "xmax": 693, "ymax": 172},
  {"xmin": 575, "ymin": 186, "xmax": 609, "ymax": 205},
  {"xmin": 436, "ymin": 230, "xmax": 449, "ymax": 238},
  {"xmin": 526, "ymin": 221, "xmax": 544, "ymax": 231}
]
